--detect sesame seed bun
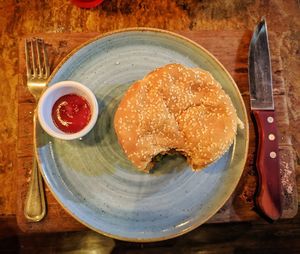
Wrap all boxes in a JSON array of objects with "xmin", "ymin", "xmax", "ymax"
[{"xmin": 114, "ymin": 64, "xmax": 241, "ymax": 172}]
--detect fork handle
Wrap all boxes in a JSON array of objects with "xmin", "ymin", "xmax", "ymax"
[{"xmin": 24, "ymin": 112, "xmax": 46, "ymax": 222}]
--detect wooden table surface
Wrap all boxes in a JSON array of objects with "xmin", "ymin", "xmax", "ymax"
[
  {"xmin": 0, "ymin": 0, "xmax": 299, "ymax": 239},
  {"xmin": 16, "ymin": 29, "xmax": 298, "ymax": 234}
]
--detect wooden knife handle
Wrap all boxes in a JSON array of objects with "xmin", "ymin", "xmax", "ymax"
[{"xmin": 253, "ymin": 110, "xmax": 282, "ymax": 220}]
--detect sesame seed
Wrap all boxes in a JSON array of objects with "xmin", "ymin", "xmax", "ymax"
[{"xmin": 114, "ymin": 63, "xmax": 240, "ymax": 171}]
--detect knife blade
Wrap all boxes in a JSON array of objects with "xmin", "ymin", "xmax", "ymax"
[{"xmin": 248, "ymin": 17, "xmax": 282, "ymax": 220}]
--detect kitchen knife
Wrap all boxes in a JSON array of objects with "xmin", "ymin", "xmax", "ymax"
[{"xmin": 248, "ymin": 17, "xmax": 282, "ymax": 220}]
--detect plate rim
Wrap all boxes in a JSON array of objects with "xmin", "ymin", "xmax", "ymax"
[{"xmin": 35, "ymin": 27, "xmax": 249, "ymax": 242}]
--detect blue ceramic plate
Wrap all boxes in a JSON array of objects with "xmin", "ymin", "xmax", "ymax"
[{"xmin": 36, "ymin": 28, "xmax": 249, "ymax": 242}]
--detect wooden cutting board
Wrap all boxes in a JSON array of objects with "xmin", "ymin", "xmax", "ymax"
[{"xmin": 16, "ymin": 31, "xmax": 298, "ymax": 233}]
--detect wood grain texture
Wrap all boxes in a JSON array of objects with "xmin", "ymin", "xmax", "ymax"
[
  {"xmin": 0, "ymin": 0, "xmax": 299, "ymax": 238},
  {"xmin": 10, "ymin": 210, "xmax": 300, "ymax": 253},
  {"xmin": 16, "ymin": 31, "xmax": 297, "ymax": 233},
  {"xmin": 252, "ymin": 110, "xmax": 282, "ymax": 221}
]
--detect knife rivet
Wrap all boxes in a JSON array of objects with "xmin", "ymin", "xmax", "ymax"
[
  {"xmin": 270, "ymin": 151, "xmax": 277, "ymax": 158},
  {"xmin": 267, "ymin": 116, "xmax": 274, "ymax": 123},
  {"xmin": 268, "ymin": 134, "xmax": 275, "ymax": 141}
]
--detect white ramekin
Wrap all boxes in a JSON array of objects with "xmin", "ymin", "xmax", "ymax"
[{"xmin": 37, "ymin": 80, "xmax": 98, "ymax": 140}]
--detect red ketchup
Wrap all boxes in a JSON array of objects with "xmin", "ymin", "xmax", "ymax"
[{"xmin": 52, "ymin": 94, "xmax": 91, "ymax": 133}]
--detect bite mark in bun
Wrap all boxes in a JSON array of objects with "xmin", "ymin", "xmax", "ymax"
[{"xmin": 114, "ymin": 64, "xmax": 242, "ymax": 172}]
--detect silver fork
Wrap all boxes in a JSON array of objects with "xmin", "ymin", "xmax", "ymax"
[{"xmin": 24, "ymin": 38, "xmax": 50, "ymax": 222}]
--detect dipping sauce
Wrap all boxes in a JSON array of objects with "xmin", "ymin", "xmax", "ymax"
[{"xmin": 52, "ymin": 94, "xmax": 91, "ymax": 133}]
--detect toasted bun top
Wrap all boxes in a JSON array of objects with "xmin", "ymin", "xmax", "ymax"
[{"xmin": 114, "ymin": 64, "xmax": 239, "ymax": 172}]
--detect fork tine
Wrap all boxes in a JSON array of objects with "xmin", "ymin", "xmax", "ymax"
[
  {"xmin": 25, "ymin": 39, "xmax": 31, "ymax": 77},
  {"xmin": 36, "ymin": 39, "xmax": 43, "ymax": 78},
  {"xmin": 41, "ymin": 39, "xmax": 50, "ymax": 78},
  {"xmin": 30, "ymin": 39, "xmax": 37, "ymax": 78}
]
